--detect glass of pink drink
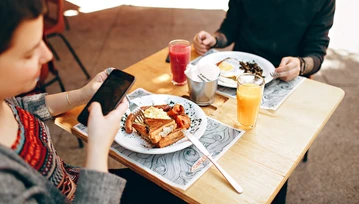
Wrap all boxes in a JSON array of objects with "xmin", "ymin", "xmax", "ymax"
[{"xmin": 169, "ymin": 39, "xmax": 191, "ymax": 86}]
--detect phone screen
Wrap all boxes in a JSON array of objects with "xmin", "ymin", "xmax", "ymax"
[{"xmin": 77, "ymin": 69, "xmax": 135, "ymax": 126}]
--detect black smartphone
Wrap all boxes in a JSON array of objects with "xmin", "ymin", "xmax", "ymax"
[
  {"xmin": 165, "ymin": 53, "xmax": 170, "ymax": 63},
  {"xmin": 77, "ymin": 69, "xmax": 135, "ymax": 126}
]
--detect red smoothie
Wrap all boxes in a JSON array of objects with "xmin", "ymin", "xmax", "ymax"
[{"xmin": 169, "ymin": 41, "xmax": 191, "ymax": 85}]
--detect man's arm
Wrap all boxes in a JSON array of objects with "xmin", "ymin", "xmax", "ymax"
[
  {"xmin": 300, "ymin": 0, "xmax": 335, "ymax": 76},
  {"xmin": 215, "ymin": 0, "xmax": 241, "ymax": 48},
  {"xmin": 213, "ymin": 32, "xmax": 229, "ymax": 48}
]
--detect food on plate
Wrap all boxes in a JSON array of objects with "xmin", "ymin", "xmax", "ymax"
[
  {"xmin": 216, "ymin": 57, "xmax": 264, "ymax": 79},
  {"xmin": 140, "ymin": 104, "xmax": 171, "ymax": 112},
  {"xmin": 144, "ymin": 106, "xmax": 171, "ymax": 119},
  {"xmin": 167, "ymin": 103, "xmax": 185, "ymax": 117},
  {"xmin": 125, "ymin": 113, "xmax": 135, "ymax": 134},
  {"xmin": 239, "ymin": 61, "xmax": 264, "ymax": 78},
  {"xmin": 132, "ymin": 118, "xmax": 177, "ymax": 144},
  {"xmin": 216, "ymin": 57, "xmax": 243, "ymax": 78},
  {"xmin": 125, "ymin": 104, "xmax": 191, "ymax": 148},
  {"xmin": 157, "ymin": 128, "xmax": 185, "ymax": 148},
  {"xmin": 125, "ymin": 104, "xmax": 171, "ymax": 134}
]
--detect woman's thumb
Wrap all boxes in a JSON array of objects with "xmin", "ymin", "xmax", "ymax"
[{"xmin": 88, "ymin": 102, "xmax": 102, "ymax": 118}]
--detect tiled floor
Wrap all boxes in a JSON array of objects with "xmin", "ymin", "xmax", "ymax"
[{"xmin": 45, "ymin": 2, "xmax": 359, "ymax": 203}]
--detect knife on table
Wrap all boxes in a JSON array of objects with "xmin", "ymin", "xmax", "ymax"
[{"xmin": 182, "ymin": 130, "xmax": 243, "ymax": 194}]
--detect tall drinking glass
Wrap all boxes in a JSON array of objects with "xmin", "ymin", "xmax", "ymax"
[
  {"xmin": 236, "ymin": 73, "xmax": 265, "ymax": 130},
  {"xmin": 168, "ymin": 39, "xmax": 191, "ymax": 86}
]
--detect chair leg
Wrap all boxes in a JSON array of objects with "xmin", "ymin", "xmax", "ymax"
[
  {"xmin": 56, "ymin": 75, "xmax": 66, "ymax": 92},
  {"xmin": 303, "ymin": 150, "xmax": 309, "ymax": 162},
  {"xmin": 56, "ymin": 33, "xmax": 91, "ymax": 79},
  {"xmin": 47, "ymin": 41, "xmax": 60, "ymax": 60},
  {"xmin": 64, "ymin": 16, "xmax": 70, "ymax": 31}
]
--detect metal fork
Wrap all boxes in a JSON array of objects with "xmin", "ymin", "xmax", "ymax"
[
  {"xmin": 125, "ymin": 94, "xmax": 146, "ymax": 123},
  {"xmin": 270, "ymin": 71, "xmax": 280, "ymax": 78}
]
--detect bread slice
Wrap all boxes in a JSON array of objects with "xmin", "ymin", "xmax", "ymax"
[
  {"xmin": 132, "ymin": 123, "xmax": 151, "ymax": 143},
  {"xmin": 156, "ymin": 128, "xmax": 185, "ymax": 148},
  {"xmin": 132, "ymin": 118, "xmax": 177, "ymax": 144}
]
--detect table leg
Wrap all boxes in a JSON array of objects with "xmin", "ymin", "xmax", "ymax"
[{"xmin": 272, "ymin": 180, "xmax": 288, "ymax": 204}]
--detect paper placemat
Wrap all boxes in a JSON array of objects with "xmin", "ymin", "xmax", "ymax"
[
  {"xmin": 189, "ymin": 49, "xmax": 305, "ymax": 110},
  {"xmin": 216, "ymin": 76, "xmax": 305, "ymax": 110},
  {"xmin": 73, "ymin": 89, "xmax": 245, "ymax": 190},
  {"xmin": 190, "ymin": 49, "xmax": 218, "ymax": 66}
]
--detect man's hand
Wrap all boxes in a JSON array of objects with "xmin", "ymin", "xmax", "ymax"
[
  {"xmin": 275, "ymin": 57, "xmax": 300, "ymax": 81},
  {"xmin": 193, "ymin": 31, "xmax": 216, "ymax": 55}
]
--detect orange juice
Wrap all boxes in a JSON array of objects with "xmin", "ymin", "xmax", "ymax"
[{"xmin": 236, "ymin": 82, "xmax": 264, "ymax": 129}]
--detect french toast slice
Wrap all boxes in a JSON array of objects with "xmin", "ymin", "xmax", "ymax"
[
  {"xmin": 156, "ymin": 128, "xmax": 185, "ymax": 148},
  {"xmin": 132, "ymin": 118, "xmax": 177, "ymax": 144},
  {"xmin": 144, "ymin": 118, "xmax": 177, "ymax": 144}
]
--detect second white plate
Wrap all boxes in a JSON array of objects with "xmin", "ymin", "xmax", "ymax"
[{"xmin": 197, "ymin": 51, "xmax": 275, "ymax": 88}]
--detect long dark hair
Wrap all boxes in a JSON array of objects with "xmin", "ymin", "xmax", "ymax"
[{"xmin": 0, "ymin": 0, "xmax": 46, "ymax": 54}]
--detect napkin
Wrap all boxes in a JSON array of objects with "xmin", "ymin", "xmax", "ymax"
[{"xmin": 185, "ymin": 63, "xmax": 220, "ymax": 82}]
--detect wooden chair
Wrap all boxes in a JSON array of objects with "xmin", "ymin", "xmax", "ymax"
[
  {"xmin": 44, "ymin": 0, "xmax": 90, "ymax": 80},
  {"xmin": 38, "ymin": 60, "xmax": 65, "ymax": 92}
]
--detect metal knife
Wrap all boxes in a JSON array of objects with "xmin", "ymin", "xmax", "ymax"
[{"xmin": 182, "ymin": 130, "xmax": 243, "ymax": 194}]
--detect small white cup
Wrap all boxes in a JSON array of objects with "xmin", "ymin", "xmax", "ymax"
[{"xmin": 185, "ymin": 64, "xmax": 220, "ymax": 106}]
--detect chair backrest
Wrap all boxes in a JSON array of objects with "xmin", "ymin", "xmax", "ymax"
[
  {"xmin": 44, "ymin": 0, "xmax": 65, "ymax": 35},
  {"xmin": 38, "ymin": 63, "xmax": 50, "ymax": 86}
]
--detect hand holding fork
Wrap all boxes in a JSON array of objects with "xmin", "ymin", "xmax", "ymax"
[{"xmin": 270, "ymin": 71, "xmax": 280, "ymax": 78}]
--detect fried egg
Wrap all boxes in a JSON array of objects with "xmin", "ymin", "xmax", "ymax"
[
  {"xmin": 217, "ymin": 58, "xmax": 243, "ymax": 78},
  {"xmin": 144, "ymin": 107, "xmax": 170, "ymax": 119}
]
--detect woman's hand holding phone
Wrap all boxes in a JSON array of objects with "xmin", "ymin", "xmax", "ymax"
[
  {"xmin": 80, "ymin": 68, "xmax": 135, "ymax": 172},
  {"xmin": 85, "ymin": 99, "xmax": 128, "ymax": 172},
  {"xmin": 77, "ymin": 69, "xmax": 135, "ymax": 126},
  {"xmin": 79, "ymin": 70, "xmax": 109, "ymax": 104}
]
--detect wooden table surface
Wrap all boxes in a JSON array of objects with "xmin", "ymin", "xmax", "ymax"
[{"xmin": 55, "ymin": 47, "xmax": 344, "ymax": 203}]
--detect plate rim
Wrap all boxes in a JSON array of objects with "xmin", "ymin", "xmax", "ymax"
[
  {"xmin": 197, "ymin": 51, "xmax": 275, "ymax": 88},
  {"xmin": 114, "ymin": 94, "xmax": 207, "ymax": 154}
]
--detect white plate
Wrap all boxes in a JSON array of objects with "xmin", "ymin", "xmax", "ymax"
[
  {"xmin": 197, "ymin": 51, "xmax": 275, "ymax": 88},
  {"xmin": 115, "ymin": 94, "xmax": 207, "ymax": 154}
]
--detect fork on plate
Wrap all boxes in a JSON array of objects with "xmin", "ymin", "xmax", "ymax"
[
  {"xmin": 270, "ymin": 71, "xmax": 280, "ymax": 78},
  {"xmin": 125, "ymin": 94, "xmax": 146, "ymax": 123}
]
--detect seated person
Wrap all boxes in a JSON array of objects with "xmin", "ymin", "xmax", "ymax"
[
  {"xmin": 0, "ymin": 0, "xmax": 184, "ymax": 203},
  {"xmin": 193, "ymin": 0, "xmax": 335, "ymax": 81}
]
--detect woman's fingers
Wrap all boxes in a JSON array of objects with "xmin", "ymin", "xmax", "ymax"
[{"xmin": 88, "ymin": 102, "xmax": 102, "ymax": 119}]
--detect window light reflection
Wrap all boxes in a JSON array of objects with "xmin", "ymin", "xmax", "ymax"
[{"xmin": 152, "ymin": 74, "xmax": 171, "ymax": 84}]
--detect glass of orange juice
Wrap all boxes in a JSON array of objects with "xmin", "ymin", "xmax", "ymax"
[{"xmin": 236, "ymin": 73, "xmax": 265, "ymax": 130}]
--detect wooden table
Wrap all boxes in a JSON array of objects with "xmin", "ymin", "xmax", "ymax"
[{"xmin": 55, "ymin": 47, "xmax": 344, "ymax": 203}]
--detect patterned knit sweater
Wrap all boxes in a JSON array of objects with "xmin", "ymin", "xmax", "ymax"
[{"xmin": 6, "ymin": 94, "xmax": 79, "ymax": 201}]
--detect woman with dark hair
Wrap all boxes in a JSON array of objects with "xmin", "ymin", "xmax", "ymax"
[
  {"xmin": 0, "ymin": 1, "xmax": 187, "ymax": 203},
  {"xmin": 0, "ymin": 0, "xmax": 128, "ymax": 203}
]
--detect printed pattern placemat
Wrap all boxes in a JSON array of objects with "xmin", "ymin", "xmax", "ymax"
[
  {"xmin": 73, "ymin": 89, "xmax": 245, "ymax": 190},
  {"xmin": 189, "ymin": 49, "xmax": 305, "ymax": 110},
  {"xmin": 190, "ymin": 48, "xmax": 218, "ymax": 66},
  {"xmin": 216, "ymin": 76, "xmax": 305, "ymax": 110}
]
